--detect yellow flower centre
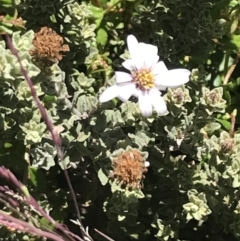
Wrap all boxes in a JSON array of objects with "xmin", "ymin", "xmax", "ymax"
[{"xmin": 132, "ymin": 68, "xmax": 155, "ymax": 90}]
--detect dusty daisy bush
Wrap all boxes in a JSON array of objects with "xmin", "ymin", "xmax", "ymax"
[
  {"xmin": 29, "ymin": 26, "xmax": 69, "ymax": 63},
  {"xmin": 3, "ymin": 0, "xmax": 240, "ymax": 241}
]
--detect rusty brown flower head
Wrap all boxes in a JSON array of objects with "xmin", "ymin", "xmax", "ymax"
[
  {"xmin": 110, "ymin": 149, "xmax": 149, "ymax": 189},
  {"xmin": 30, "ymin": 27, "xmax": 69, "ymax": 63}
]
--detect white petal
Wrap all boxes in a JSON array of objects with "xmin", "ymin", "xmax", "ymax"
[
  {"xmin": 156, "ymin": 85, "xmax": 167, "ymax": 91},
  {"xmin": 153, "ymin": 62, "xmax": 169, "ymax": 88},
  {"xmin": 152, "ymin": 61, "xmax": 168, "ymax": 76},
  {"xmin": 127, "ymin": 35, "xmax": 159, "ymax": 70},
  {"xmin": 149, "ymin": 88, "xmax": 167, "ymax": 115},
  {"xmin": 162, "ymin": 68, "xmax": 190, "ymax": 88},
  {"xmin": 127, "ymin": 35, "xmax": 139, "ymax": 59},
  {"xmin": 122, "ymin": 59, "xmax": 136, "ymax": 71},
  {"xmin": 117, "ymin": 83, "xmax": 136, "ymax": 102},
  {"xmin": 115, "ymin": 71, "xmax": 132, "ymax": 84},
  {"xmin": 144, "ymin": 55, "xmax": 159, "ymax": 69},
  {"xmin": 138, "ymin": 91, "xmax": 153, "ymax": 117},
  {"xmin": 132, "ymin": 87, "xmax": 140, "ymax": 98},
  {"xmin": 99, "ymin": 85, "xmax": 119, "ymax": 103},
  {"xmin": 133, "ymin": 43, "xmax": 159, "ymax": 69},
  {"xmin": 138, "ymin": 42, "xmax": 158, "ymax": 57}
]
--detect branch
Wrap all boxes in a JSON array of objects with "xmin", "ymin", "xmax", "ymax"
[
  {"xmin": 0, "ymin": 211, "xmax": 65, "ymax": 241},
  {"xmin": 6, "ymin": 36, "xmax": 89, "ymax": 241},
  {"xmin": 223, "ymin": 51, "xmax": 240, "ymax": 85}
]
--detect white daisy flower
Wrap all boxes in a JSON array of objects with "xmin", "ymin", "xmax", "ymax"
[{"xmin": 99, "ymin": 34, "xmax": 191, "ymax": 117}]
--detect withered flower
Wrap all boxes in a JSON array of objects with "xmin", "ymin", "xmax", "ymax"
[
  {"xmin": 220, "ymin": 138, "xmax": 234, "ymax": 153},
  {"xmin": 0, "ymin": 16, "xmax": 25, "ymax": 35},
  {"xmin": 110, "ymin": 150, "xmax": 149, "ymax": 189},
  {"xmin": 30, "ymin": 27, "xmax": 69, "ymax": 63}
]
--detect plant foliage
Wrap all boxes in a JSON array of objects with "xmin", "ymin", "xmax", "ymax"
[{"xmin": 1, "ymin": 0, "xmax": 240, "ymax": 241}]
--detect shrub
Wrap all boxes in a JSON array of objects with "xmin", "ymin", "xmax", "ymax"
[{"xmin": 0, "ymin": 0, "xmax": 240, "ymax": 241}]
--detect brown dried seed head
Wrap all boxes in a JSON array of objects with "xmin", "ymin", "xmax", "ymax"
[
  {"xmin": 111, "ymin": 150, "xmax": 148, "ymax": 189},
  {"xmin": 220, "ymin": 138, "xmax": 234, "ymax": 153},
  {"xmin": 30, "ymin": 27, "xmax": 69, "ymax": 62}
]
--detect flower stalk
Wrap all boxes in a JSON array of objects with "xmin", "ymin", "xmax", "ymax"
[{"xmin": 5, "ymin": 36, "xmax": 89, "ymax": 241}]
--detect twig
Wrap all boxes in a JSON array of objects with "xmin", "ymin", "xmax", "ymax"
[
  {"xmin": 0, "ymin": 167, "xmax": 53, "ymax": 223},
  {"xmin": 0, "ymin": 211, "xmax": 65, "ymax": 241},
  {"xmin": 0, "ymin": 186, "xmax": 21, "ymax": 208},
  {"xmin": 0, "ymin": 196, "xmax": 26, "ymax": 220},
  {"xmin": 94, "ymin": 229, "xmax": 115, "ymax": 241},
  {"xmin": 223, "ymin": 51, "xmax": 240, "ymax": 85},
  {"xmin": 212, "ymin": 38, "xmax": 224, "ymax": 46},
  {"xmin": 65, "ymin": 230, "xmax": 86, "ymax": 241},
  {"xmin": 229, "ymin": 109, "xmax": 237, "ymax": 137},
  {"xmin": 6, "ymin": 36, "xmax": 90, "ymax": 241},
  {"xmin": 23, "ymin": 144, "xmax": 31, "ymax": 184}
]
